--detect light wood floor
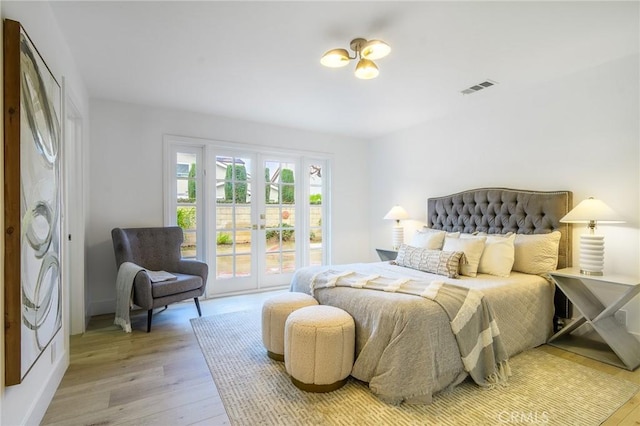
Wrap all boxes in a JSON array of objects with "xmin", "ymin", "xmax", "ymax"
[{"xmin": 42, "ymin": 290, "xmax": 640, "ymax": 425}]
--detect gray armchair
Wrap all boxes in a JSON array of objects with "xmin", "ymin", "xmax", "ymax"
[{"xmin": 111, "ymin": 226, "xmax": 208, "ymax": 332}]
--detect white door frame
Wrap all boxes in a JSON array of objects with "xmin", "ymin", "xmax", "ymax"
[{"xmin": 63, "ymin": 90, "xmax": 86, "ymax": 335}]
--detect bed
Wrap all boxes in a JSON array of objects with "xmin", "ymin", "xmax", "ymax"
[{"xmin": 290, "ymin": 187, "xmax": 573, "ymax": 404}]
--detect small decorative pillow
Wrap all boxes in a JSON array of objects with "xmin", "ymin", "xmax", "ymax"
[
  {"xmin": 442, "ymin": 235, "xmax": 487, "ymax": 277},
  {"xmin": 395, "ymin": 244, "xmax": 464, "ymax": 278},
  {"xmin": 467, "ymin": 233, "xmax": 516, "ymax": 277},
  {"xmin": 512, "ymin": 231, "xmax": 562, "ymax": 275}
]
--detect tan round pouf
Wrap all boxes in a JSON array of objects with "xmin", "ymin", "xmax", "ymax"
[
  {"xmin": 284, "ymin": 305, "xmax": 355, "ymax": 393},
  {"xmin": 261, "ymin": 292, "xmax": 318, "ymax": 361}
]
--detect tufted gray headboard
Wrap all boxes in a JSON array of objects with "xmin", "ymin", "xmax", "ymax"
[
  {"xmin": 427, "ymin": 187, "xmax": 572, "ymax": 269},
  {"xmin": 427, "ymin": 188, "xmax": 573, "ymax": 320}
]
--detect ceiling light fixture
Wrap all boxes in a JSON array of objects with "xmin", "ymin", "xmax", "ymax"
[{"xmin": 320, "ymin": 38, "xmax": 390, "ymax": 80}]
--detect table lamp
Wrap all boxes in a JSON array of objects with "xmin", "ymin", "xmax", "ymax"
[
  {"xmin": 383, "ymin": 205, "xmax": 409, "ymax": 250},
  {"xmin": 560, "ymin": 197, "xmax": 624, "ymax": 276}
]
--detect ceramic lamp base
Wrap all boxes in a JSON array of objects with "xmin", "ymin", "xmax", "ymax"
[
  {"xmin": 391, "ymin": 226, "xmax": 404, "ymax": 250},
  {"xmin": 579, "ymin": 234, "xmax": 604, "ymax": 276}
]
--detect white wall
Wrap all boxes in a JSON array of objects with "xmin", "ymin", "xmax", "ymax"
[
  {"xmin": 1, "ymin": 1, "xmax": 90, "ymax": 425},
  {"xmin": 369, "ymin": 54, "xmax": 640, "ymax": 334},
  {"xmin": 87, "ymin": 99, "xmax": 370, "ymax": 315}
]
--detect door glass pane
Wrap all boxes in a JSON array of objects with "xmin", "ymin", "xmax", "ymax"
[
  {"xmin": 265, "ymin": 253, "xmax": 281, "ymax": 275},
  {"xmin": 266, "ymin": 229, "xmax": 281, "ymax": 253},
  {"xmin": 282, "ymin": 252, "xmax": 296, "ymax": 273},
  {"xmin": 216, "ymin": 256, "xmax": 232, "ymax": 279},
  {"xmin": 216, "ymin": 206, "xmax": 233, "ymax": 230},
  {"xmin": 265, "ymin": 205, "xmax": 280, "ymax": 228},
  {"xmin": 236, "ymin": 255, "xmax": 251, "ymax": 276},
  {"xmin": 310, "ymin": 228, "xmax": 322, "ymax": 243},
  {"xmin": 177, "ymin": 206, "xmax": 197, "ymax": 231},
  {"xmin": 236, "ymin": 232, "xmax": 251, "ymax": 254},
  {"xmin": 310, "ymin": 250, "xmax": 322, "ymax": 266},
  {"xmin": 215, "ymin": 155, "xmax": 253, "ymax": 280},
  {"xmin": 308, "ymin": 162, "xmax": 324, "ymax": 266},
  {"xmin": 216, "ymin": 231, "xmax": 233, "ymax": 253},
  {"xmin": 235, "ymin": 205, "xmax": 251, "ymax": 229},
  {"xmin": 176, "ymin": 154, "xmax": 196, "ymax": 203},
  {"xmin": 181, "ymin": 230, "xmax": 197, "ymax": 259},
  {"xmin": 264, "ymin": 160, "xmax": 296, "ymax": 275},
  {"xmin": 281, "ymin": 208, "xmax": 294, "ymax": 227},
  {"xmin": 176, "ymin": 152, "xmax": 198, "ymax": 256}
]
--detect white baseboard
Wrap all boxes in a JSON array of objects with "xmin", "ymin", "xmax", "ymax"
[
  {"xmin": 3, "ymin": 333, "xmax": 68, "ymax": 425},
  {"xmin": 25, "ymin": 352, "xmax": 68, "ymax": 425}
]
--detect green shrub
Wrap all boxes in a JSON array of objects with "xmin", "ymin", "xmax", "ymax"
[
  {"xmin": 265, "ymin": 229, "xmax": 278, "ymax": 241},
  {"xmin": 265, "ymin": 168, "xmax": 271, "ymax": 202},
  {"xmin": 224, "ymin": 164, "xmax": 247, "ymax": 203},
  {"xmin": 177, "ymin": 207, "xmax": 196, "ymax": 230},
  {"xmin": 281, "ymin": 223, "xmax": 294, "ymax": 241},
  {"xmin": 281, "ymin": 168, "xmax": 294, "ymax": 204},
  {"xmin": 266, "ymin": 223, "xmax": 294, "ymax": 242},
  {"xmin": 309, "ymin": 194, "xmax": 321, "ymax": 204},
  {"xmin": 188, "ymin": 163, "xmax": 196, "ymax": 201},
  {"xmin": 216, "ymin": 233, "xmax": 232, "ymax": 245}
]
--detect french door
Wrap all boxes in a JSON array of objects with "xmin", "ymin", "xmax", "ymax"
[
  {"xmin": 165, "ymin": 136, "xmax": 329, "ymax": 297},
  {"xmin": 210, "ymin": 150, "xmax": 300, "ymax": 294}
]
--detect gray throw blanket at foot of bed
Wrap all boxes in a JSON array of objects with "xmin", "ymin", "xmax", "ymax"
[{"xmin": 311, "ymin": 270, "xmax": 512, "ymax": 387}]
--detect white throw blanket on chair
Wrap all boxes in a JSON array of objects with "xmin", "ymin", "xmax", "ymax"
[{"xmin": 114, "ymin": 262, "xmax": 145, "ymax": 333}]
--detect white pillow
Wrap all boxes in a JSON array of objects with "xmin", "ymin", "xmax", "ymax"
[
  {"xmin": 410, "ymin": 228, "xmax": 446, "ymax": 250},
  {"xmin": 512, "ymin": 231, "xmax": 562, "ymax": 275},
  {"xmin": 442, "ymin": 235, "xmax": 487, "ymax": 277},
  {"xmin": 477, "ymin": 234, "xmax": 516, "ymax": 277},
  {"xmin": 410, "ymin": 228, "xmax": 460, "ymax": 249}
]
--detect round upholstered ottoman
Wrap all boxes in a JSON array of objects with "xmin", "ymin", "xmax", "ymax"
[
  {"xmin": 261, "ymin": 292, "xmax": 318, "ymax": 361},
  {"xmin": 284, "ymin": 305, "xmax": 355, "ymax": 393}
]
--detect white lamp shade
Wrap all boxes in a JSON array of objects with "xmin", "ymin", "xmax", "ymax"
[
  {"xmin": 383, "ymin": 205, "xmax": 409, "ymax": 221},
  {"xmin": 560, "ymin": 198, "xmax": 624, "ymax": 224}
]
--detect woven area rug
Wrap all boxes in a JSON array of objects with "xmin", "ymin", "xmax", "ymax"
[{"xmin": 191, "ymin": 310, "xmax": 638, "ymax": 426}]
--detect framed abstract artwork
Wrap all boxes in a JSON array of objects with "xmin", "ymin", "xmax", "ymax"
[{"xmin": 4, "ymin": 19, "xmax": 62, "ymax": 385}]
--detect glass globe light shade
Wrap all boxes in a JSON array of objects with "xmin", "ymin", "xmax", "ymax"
[
  {"xmin": 360, "ymin": 40, "xmax": 391, "ymax": 60},
  {"xmin": 320, "ymin": 48, "xmax": 350, "ymax": 68},
  {"xmin": 354, "ymin": 59, "xmax": 379, "ymax": 79}
]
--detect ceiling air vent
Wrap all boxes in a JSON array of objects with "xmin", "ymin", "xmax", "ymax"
[{"xmin": 461, "ymin": 80, "xmax": 498, "ymax": 95}]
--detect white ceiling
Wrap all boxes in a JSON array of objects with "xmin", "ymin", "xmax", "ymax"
[{"xmin": 50, "ymin": 1, "xmax": 639, "ymax": 139}]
